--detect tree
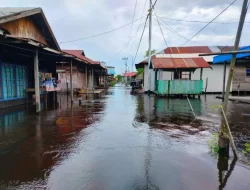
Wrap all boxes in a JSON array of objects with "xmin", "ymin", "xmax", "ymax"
[
  {"xmin": 116, "ymin": 75, "xmax": 122, "ymax": 82},
  {"xmin": 136, "ymin": 68, "xmax": 144, "ymax": 75},
  {"xmin": 145, "ymin": 49, "xmax": 156, "ymax": 58}
]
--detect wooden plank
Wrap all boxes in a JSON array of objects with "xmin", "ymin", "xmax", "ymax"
[
  {"xmin": 0, "ymin": 8, "xmax": 41, "ymax": 24},
  {"xmin": 0, "ymin": 17, "xmax": 48, "ymax": 45}
]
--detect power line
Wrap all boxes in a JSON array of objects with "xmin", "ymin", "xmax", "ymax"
[
  {"xmin": 132, "ymin": 16, "xmax": 149, "ymax": 65},
  {"xmin": 127, "ymin": 0, "xmax": 138, "ymax": 53},
  {"xmin": 115, "ymin": 21, "xmax": 147, "ymax": 56},
  {"xmin": 129, "ymin": 0, "xmax": 148, "ymax": 71},
  {"xmin": 156, "ymin": 16, "xmax": 190, "ymax": 41},
  {"xmin": 156, "ymin": 15, "xmax": 250, "ymax": 24},
  {"xmin": 181, "ymin": 0, "xmax": 238, "ymax": 46},
  {"xmin": 60, "ymin": 15, "xmax": 147, "ymax": 44},
  {"xmin": 154, "ymin": 11, "xmax": 171, "ymax": 53}
]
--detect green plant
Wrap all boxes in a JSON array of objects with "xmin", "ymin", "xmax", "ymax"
[
  {"xmin": 209, "ymin": 133, "xmax": 219, "ymax": 154},
  {"xmin": 242, "ymin": 142, "xmax": 250, "ymax": 155},
  {"xmin": 110, "ymin": 81, "xmax": 116, "ymax": 86},
  {"xmin": 145, "ymin": 49, "xmax": 156, "ymax": 58}
]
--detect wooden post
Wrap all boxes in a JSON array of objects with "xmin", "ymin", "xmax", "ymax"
[
  {"xmin": 92, "ymin": 67, "xmax": 94, "ymax": 89},
  {"xmin": 189, "ymin": 72, "xmax": 191, "ymax": 80},
  {"xmin": 34, "ymin": 48, "xmax": 40, "ymax": 113},
  {"xmin": 200, "ymin": 68, "xmax": 203, "ymax": 80},
  {"xmin": 85, "ymin": 64, "xmax": 88, "ymax": 89},
  {"xmin": 205, "ymin": 77, "xmax": 208, "ymax": 94},
  {"xmin": 154, "ymin": 70, "xmax": 158, "ymax": 91},
  {"xmin": 223, "ymin": 0, "xmax": 248, "ymax": 113},
  {"xmin": 199, "ymin": 68, "xmax": 203, "ymax": 99},
  {"xmin": 221, "ymin": 107, "xmax": 238, "ymax": 158},
  {"xmin": 222, "ymin": 62, "xmax": 227, "ymax": 100},
  {"xmin": 70, "ymin": 59, "xmax": 73, "ymax": 103}
]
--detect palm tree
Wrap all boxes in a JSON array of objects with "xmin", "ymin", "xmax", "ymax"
[{"xmin": 145, "ymin": 49, "xmax": 156, "ymax": 58}]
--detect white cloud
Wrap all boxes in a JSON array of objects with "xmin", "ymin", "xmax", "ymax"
[{"xmin": 1, "ymin": 0, "xmax": 249, "ymax": 74}]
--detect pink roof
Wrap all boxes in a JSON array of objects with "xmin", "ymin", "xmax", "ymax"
[
  {"xmin": 123, "ymin": 72, "xmax": 137, "ymax": 77},
  {"xmin": 63, "ymin": 50, "xmax": 99, "ymax": 64},
  {"xmin": 153, "ymin": 58, "xmax": 210, "ymax": 69}
]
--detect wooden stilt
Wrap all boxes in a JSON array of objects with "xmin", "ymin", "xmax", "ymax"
[
  {"xmin": 70, "ymin": 59, "xmax": 73, "ymax": 103},
  {"xmin": 34, "ymin": 48, "xmax": 40, "ymax": 113}
]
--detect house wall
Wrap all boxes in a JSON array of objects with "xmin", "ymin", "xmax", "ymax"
[
  {"xmin": 143, "ymin": 64, "xmax": 155, "ymax": 92},
  {"xmin": 58, "ymin": 69, "xmax": 86, "ymax": 92},
  {"xmin": 191, "ymin": 64, "xmax": 232, "ymax": 93},
  {"xmin": 233, "ymin": 63, "xmax": 250, "ymax": 91},
  {"xmin": 0, "ymin": 17, "xmax": 48, "ymax": 45}
]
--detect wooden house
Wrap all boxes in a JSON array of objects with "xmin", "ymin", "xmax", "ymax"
[{"xmin": 0, "ymin": 8, "xmax": 107, "ymax": 111}]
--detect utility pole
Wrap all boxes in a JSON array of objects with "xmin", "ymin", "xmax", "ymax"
[
  {"xmin": 223, "ymin": 0, "xmax": 248, "ymax": 112},
  {"xmin": 219, "ymin": 0, "xmax": 248, "ymax": 157},
  {"xmin": 147, "ymin": 0, "xmax": 152, "ymax": 95},
  {"xmin": 122, "ymin": 57, "xmax": 128, "ymax": 84}
]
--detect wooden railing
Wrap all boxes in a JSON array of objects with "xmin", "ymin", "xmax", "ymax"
[{"xmin": 157, "ymin": 80, "xmax": 203, "ymax": 95}]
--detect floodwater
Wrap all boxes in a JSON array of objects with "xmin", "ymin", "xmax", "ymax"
[{"xmin": 0, "ymin": 87, "xmax": 250, "ymax": 190}]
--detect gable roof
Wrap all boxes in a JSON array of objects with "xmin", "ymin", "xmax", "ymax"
[
  {"xmin": 63, "ymin": 50, "xmax": 100, "ymax": 65},
  {"xmin": 152, "ymin": 58, "xmax": 211, "ymax": 69},
  {"xmin": 163, "ymin": 46, "xmax": 234, "ymax": 54},
  {"xmin": 0, "ymin": 7, "xmax": 60, "ymax": 50},
  {"xmin": 123, "ymin": 72, "xmax": 137, "ymax": 77}
]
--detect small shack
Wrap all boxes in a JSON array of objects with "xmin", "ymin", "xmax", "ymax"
[{"xmin": 136, "ymin": 57, "xmax": 211, "ymax": 97}]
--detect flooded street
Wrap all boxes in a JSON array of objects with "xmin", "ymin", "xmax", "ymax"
[{"xmin": 0, "ymin": 87, "xmax": 250, "ymax": 190}]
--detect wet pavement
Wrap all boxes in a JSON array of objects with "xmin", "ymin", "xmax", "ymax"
[{"xmin": 0, "ymin": 87, "xmax": 250, "ymax": 190}]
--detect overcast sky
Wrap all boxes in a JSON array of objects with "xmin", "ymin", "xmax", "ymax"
[{"xmin": 1, "ymin": 0, "xmax": 250, "ymax": 74}]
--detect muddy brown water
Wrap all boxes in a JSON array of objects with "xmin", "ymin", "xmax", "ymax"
[{"xmin": 0, "ymin": 87, "xmax": 250, "ymax": 190}]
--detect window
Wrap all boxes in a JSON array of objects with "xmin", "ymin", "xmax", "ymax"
[
  {"xmin": 246, "ymin": 68, "xmax": 250, "ymax": 77},
  {"xmin": 16, "ymin": 66, "xmax": 26, "ymax": 98},
  {"xmin": 181, "ymin": 72, "xmax": 190, "ymax": 80},
  {"xmin": 1, "ymin": 64, "xmax": 26, "ymax": 100},
  {"xmin": 2, "ymin": 64, "xmax": 16, "ymax": 99}
]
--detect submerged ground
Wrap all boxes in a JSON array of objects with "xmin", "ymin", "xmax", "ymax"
[{"xmin": 0, "ymin": 87, "xmax": 250, "ymax": 190}]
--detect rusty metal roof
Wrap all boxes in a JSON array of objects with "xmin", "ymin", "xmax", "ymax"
[
  {"xmin": 123, "ymin": 72, "xmax": 137, "ymax": 77},
  {"xmin": 163, "ymin": 46, "xmax": 236, "ymax": 54},
  {"xmin": 62, "ymin": 50, "xmax": 99, "ymax": 65},
  {"xmin": 152, "ymin": 58, "xmax": 210, "ymax": 69}
]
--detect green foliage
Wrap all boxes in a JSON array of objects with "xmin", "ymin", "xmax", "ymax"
[
  {"xmin": 145, "ymin": 49, "xmax": 156, "ymax": 58},
  {"xmin": 110, "ymin": 81, "xmax": 116, "ymax": 86},
  {"xmin": 242, "ymin": 142, "xmax": 250, "ymax": 155},
  {"xmin": 209, "ymin": 133, "xmax": 219, "ymax": 154},
  {"xmin": 136, "ymin": 68, "xmax": 144, "ymax": 75},
  {"xmin": 116, "ymin": 75, "xmax": 122, "ymax": 82}
]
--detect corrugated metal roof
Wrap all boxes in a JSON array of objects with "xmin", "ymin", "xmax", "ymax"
[
  {"xmin": 0, "ymin": 7, "xmax": 37, "ymax": 18},
  {"xmin": 213, "ymin": 46, "xmax": 250, "ymax": 64},
  {"xmin": 163, "ymin": 46, "xmax": 235, "ymax": 54},
  {"xmin": 123, "ymin": 72, "xmax": 137, "ymax": 77},
  {"xmin": 152, "ymin": 58, "xmax": 210, "ymax": 69},
  {"xmin": 164, "ymin": 46, "xmax": 213, "ymax": 54},
  {"xmin": 62, "ymin": 50, "xmax": 98, "ymax": 65}
]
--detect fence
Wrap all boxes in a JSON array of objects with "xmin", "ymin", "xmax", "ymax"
[{"xmin": 157, "ymin": 80, "xmax": 203, "ymax": 95}]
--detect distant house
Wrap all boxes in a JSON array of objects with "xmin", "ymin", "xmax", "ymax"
[
  {"xmin": 57, "ymin": 50, "xmax": 106, "ymax": 92},
  {"xmin": 106, "ymin": 66, "xmax": 116, "ymax": 76},
  {"xmin": 136, "ymin": 46, "xmax": 249, "ymax": 94}
]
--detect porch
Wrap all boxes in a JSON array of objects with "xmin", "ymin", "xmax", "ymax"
[
  {"xmin": 157, "ymin": 80, "xmax": 203, "ymax": 95},
  {"xmin": 151, "ymin": 57, "xmax": 211, "ymax": 97}
]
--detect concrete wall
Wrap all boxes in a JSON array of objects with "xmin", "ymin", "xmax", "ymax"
[
  {"xmin": 191, "ymin": 64, "xmax": 232, "ymax": 93},
  {"xmin": 143, "ymin": 64, "xmax": 155, "ymax": 92}
]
